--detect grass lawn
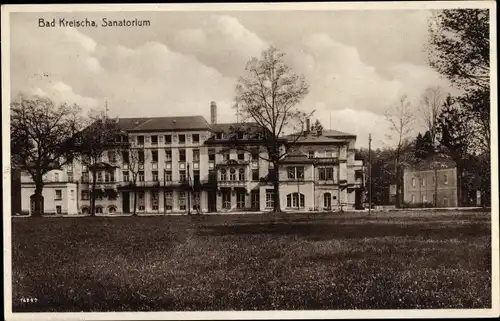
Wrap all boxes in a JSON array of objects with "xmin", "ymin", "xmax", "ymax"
[{"xmin": 11, "ymin": 211, "xmax": 491, "ymax": 311}]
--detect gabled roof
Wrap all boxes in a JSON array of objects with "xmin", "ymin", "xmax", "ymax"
[
  {"xmin": 287, "ymin": 129, "xmax": 356, "ymax": 144},
  {"xmin": 209, "ymin": 122, "xmax": 260, "ymax": 133},
  {"xmin": 117, "ymin": 116, "xmax": 211, "ymax": 132},
  {"xmin": 408, "ymin": 153, "xmax": 456, "ymax": 171}
]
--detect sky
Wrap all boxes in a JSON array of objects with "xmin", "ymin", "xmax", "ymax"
[{"xmin": 9, "ymin": 9, "xmax": 454, "ymax": 149}]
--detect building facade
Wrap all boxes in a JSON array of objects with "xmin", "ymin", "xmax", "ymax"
[
  {"xmin": 403, "ymin": 154, "xmax": 459, "ymax": 207},
  {"xmin": 20, "ymin": 102, "xmax": 365, "ymax": 215}
]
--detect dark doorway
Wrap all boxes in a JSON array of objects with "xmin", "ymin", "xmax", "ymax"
[
  {"xmin": 208, "ymin": 190, "xmax": 217, "ymax": 212},
  {"xmin": 251, "ymin": 190, "xmax": 260, "ymax": 210},
  {"xmin": 30, "ymin": 194, "xmax": 44, "ymax": 215},
  {"xmin": 122, "ymin": 192, "xmax": 130, "ymax": 214}
]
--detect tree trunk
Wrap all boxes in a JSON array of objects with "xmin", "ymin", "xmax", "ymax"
[
  {"xmin": 273, "ymin": 161, "xmax": 281, "ymax": 213},
  {"xmin": 32, "ymin": 181, "xmax": 44, "ymax": 217},
  {"xmin": 133, "ymin": 187, "xmax": 138, "ymax": 216},
  {"xmin": 395, "ymin": 163, "xmax": 401, "ymax": 208},
  {"xmin": 434, "ymin": 168, "xmax": 438, "ymax": 208},
  {"xmin": 456, "ymin": 164, "xmax": 462, "ymax": 207}
]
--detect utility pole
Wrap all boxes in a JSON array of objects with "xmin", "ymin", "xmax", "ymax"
[{"xmin": 368, "ymin": 133, "xmax": 372, "ymax": 216}]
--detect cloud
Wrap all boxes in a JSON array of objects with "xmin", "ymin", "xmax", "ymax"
[{"xmin": 171, "ymin": 14, "xmax": 269, "ymax": 77}]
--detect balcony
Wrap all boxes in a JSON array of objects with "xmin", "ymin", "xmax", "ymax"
[{"xmin": 218, "ymin": 180, "xmax": 247, "ymax": 188}]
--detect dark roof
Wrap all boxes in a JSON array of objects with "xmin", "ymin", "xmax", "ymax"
[
  {"xmin": 408, "ymin": 153, "xmax": 456, "ymax": 171},
  {"xmin": 287, "ymin": 129, "xmax": 356, "ymax": 144},
  {"xmin": 210, "ymin": 122, "xmax": 260, "ymax": 133},
  {"xmin": 117, "ymin": 116, "xmax": 211, "ymax": 132}
]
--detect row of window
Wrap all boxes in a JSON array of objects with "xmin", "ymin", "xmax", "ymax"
[
  {"xmin": 286, "ymin": 166, "xmax": 336, "ymax": 180},
  {"xmin": 410, "ymin": 194, "xmax": 449, "ymax": 206},
  {"xmin": 411, "ymin": 174, "xmax": 448, "ymax": 187},
  {"xmin": 134, "ymin": 134, "xmax": 201, "ymax": 146}
]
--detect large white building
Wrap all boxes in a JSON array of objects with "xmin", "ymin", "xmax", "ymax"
[{"xmin": 20, "ymin": 102, "xmax": 365, "ymax": 215}]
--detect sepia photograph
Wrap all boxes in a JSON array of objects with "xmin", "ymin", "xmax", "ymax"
[{"xmin": 2, "ymin": 2, "xmax": 498, "ymax": 320}]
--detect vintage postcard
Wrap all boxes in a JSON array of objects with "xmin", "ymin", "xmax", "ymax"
[{"xmin": 2, "ymin": 2, "xmax": 498, "ymax": 320}]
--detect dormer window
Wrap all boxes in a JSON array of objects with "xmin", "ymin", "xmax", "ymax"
[
  {"xmin": 237, "ymin": 132, "xmax": 244, "ymax": 139},
  {"xmin": 216, "ymin": 133, "xmax": 223, "ymax": 140}
]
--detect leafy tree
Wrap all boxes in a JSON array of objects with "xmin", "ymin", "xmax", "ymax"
[
  {"xmin": 436, "ymin": 96, "xmax": 473, "ymax": 207},
  {"xmin": 414, "ymin": 131, "xmax": 435, "ymax": 161},
  {"xmin": 428, "ymin": 9, "xmax": 490, "ymax": 153},
  {"xmin": 310, "ymin": 119, "xmax": 324, "ymax": 135},
  {"xmin": 385, "ymin": 94, "xmax": 415, "ymax": 208},
  {"xmin": 10, "ymin": 96, "xmax": 81, "ymax": 216},
  {"xmin": 73, "ymin": 110, "xmax": 124, "ymax": 216},
  {"xmin": 233, "ymin": 46, "xmax": 311, "ymax": 212}
]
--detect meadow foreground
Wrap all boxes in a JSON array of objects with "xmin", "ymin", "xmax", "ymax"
[{"xmin": 11, "ymin": 211, "xmax": 491, "ymax": 311}]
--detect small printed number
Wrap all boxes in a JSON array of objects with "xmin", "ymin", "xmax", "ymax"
[{"xmin": 20, "ymin": 297, "xmax": 38, "ymax": 303}]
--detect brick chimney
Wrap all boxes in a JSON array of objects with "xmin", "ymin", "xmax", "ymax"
[
  {"xmin": 210, "ymin": 101, "xmax": 217, "ymax": 124},
  {"xmin": 306, "ymin": 118, "xmax": 310, "ymax": 133}
]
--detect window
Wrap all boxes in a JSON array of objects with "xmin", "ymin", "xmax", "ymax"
[
  {"xmin": 216, "ymin": 132, "xmax": 223, "ymax": 140},
  {"xmin": 138, "ymin": 150, "xmax": 145, "ymax": 164},
  {"xmin": 237, "ymin": 191, "xmax": 245, "ymax": 208},
  {"xmin": 265, "ymin": 190, "xmax": 274, "ymax": 209},
  {"xmin": 308, "ymin": 151, "xmax": 314, "ymax": 159},
  {"xmin": 443, "ymin": 198, "xmax": 449, "ymax": 206},
  {"xmin": 178, "ymin": 134, "xmax": 186, "ymax": 144},
  {"xmin": 192, "ymin": 134, "xmax": 200, "ymax": 144},
  {"xmin": 54, "ymin": 173, "xmax": 60, "ymax": 182},
  {"xmin": 229, "ymin": 168, "xmax": 237, "ymax": 181},
  {"xmin": 318, "ymin": 167, "xmax": 334, "ymax": 181},
  {"xmin": 137, "ymin": 135, "xmax": 144, "ymax": 145},
  {"xmin": 164, "ymin": 170, "xmax": 172, "ymax": 181},
  {"xmin": 97, "ymin": 172, "xmax": 103, "ymax": 183},
  {"xmin": 82, "ymin": 172, "xmax": 89, "ymax": 183},
  {"xmin": 208, "ymin": 149, "xmax": 216, "ymax": 161},
  {"xmin": 138, "ymin": 171, "xmax": 145, "ymax": 182},
  {"xmin": 55, "ymin": 189, "xmax": 62, "ymax": 200},
  {"xmin": 152, "ymin": 171, "xmax": 159, "ymax": 181},
  {"xmin": 251, "ymin": 149, "xmax": 259, "ymax": 160},
  {"xmin": 165, "ymin": 192, "xmax": 173, "ymax": 211},
  {"xmin": 123, "ymin": 171, "xmax": 129, "ymax": 182},
  {"xmin": 179, "ymin": 192, "xmax": 186, "ymax": 211},
  {"xmin": 252, "ymin": 169, "xmax": 259, "ymax": 181},
  {"xmin": 193, "ymin": 170, "xmax": 200, "ymax": 183},
  {"xmin": 193, "ymin": 192, "xmax": 200, "ymax": 210},
  {"xmin": 151, "ymin": 192, "xmax": 159, "ymax": 211},
  {"xmin": 179, "ymin": 149, "xmax": 186, "ymax": 162},
  {"xmin": 237, "ymin": 151, "xmax": 245, "ymax": 160},
  {"xmin": 81, "ymin": 190, "xmax": 89, "ymax": 200},
  {"xmin": 444, "ymin": 174, "xmax": 448, "ymax": 184},
  {"xmin": 411, "ymin": 195, "xmax": 416, "ymax": 203},
  {"xmin": 108, "ymin": 206, "xmax": 116, "ymax": 214},
  {"xmin": 237, "ymin": 132, "xmax": 244, "ymax": 139},
  {"xmin": 151, "ymin": 150, "xmax": 158, "ymax": 162},
  {"xmin": 422, "ymin": 195, "xmax": 427, "ymax": 203},
  {"xmin": 193, "ymin": 149, "xmax": 200, "ymax": 162},
  {"xmin": 82, "ymin": 165, "xmax": 88, "ymax": 172},
  {"xmin": 222, "ymin": 190, "xmax": 231, "ymax": 209},
  {"xmin": 421, "ymin": 178, "xmax": 425, "ymax": 187},
  {"xmin": 220, "ymin": 169, "xmax": 227, "ymax": 181},
  {"xmin": 412, "ymin": 177, "xmax": 416, "ymax": 187},
  {"xmin": 324, "ymin": 193, "xmax": 332, "ymax": 209},
  {"xmin": 56, "ymin": 206, "xmax": 62, "ymax": 214},
  {"xmin": 70, "ymin": 190, "xmax": 75, "ymax": 200},
  {"xmin": 179, "ymin": 170, "xmax": 186, "ymax": 182},
  {"xmin": 165, "ymin": 135, "xmax": 172, "ymax": 144},
  {"xmin": 287, "ymin": 167, "xmax": 304, "ymax": 180},
  {"xmin": 165, "ymin": 149, "xmax": 172, "ymax": 161},
  {"xmin": 286, "ymin": 193, "xmax": 305, "ymax": 208},
  {"xmin": 238, "ymin": 168, "xmax": 245, "ymax": 181},
  {"xmin": 95, "ymin": 206, "xmax": 103, "ymax": 214},
  {"xmin": 151, "ymin": 135, "xmax": 158, "ymax": 145},
  {"xmin": 225, "ymin": 152, "xmax": 230, "ymax": 161},
  {"xmin": 105, "ymin": 171, "xmax": 115, "ymax": 182},
  {"xmin": 107, "ymin": 150, "xmax": 116, "ymax": 163},
  {"xmin": 122, "ymin": 151, "xmax": 129, "ymax": 164},
  {"xmin": 67, "ymin": 173, "xmax": 74, "ymax": 182}
]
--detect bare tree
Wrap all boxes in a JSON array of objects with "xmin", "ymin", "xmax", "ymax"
[
  {"xmin": 123, "ymin": 146, "xmax": 148, "ymax": 216},
  {"xmin": 74, "ymin": 110, "xmax": 124, "ymax": 216},
  {"xmin": 10, "ymin": 95, "xmax": 82, "ymax": 216},
  {"xmin": 385, "ymin": 94, "xmax": 415, "ymax": 208},
  {"xmin": 419, "ymin": 86, "xmax": 445, "ymax": 147},
  {"xmin": 233, "ymin": 46, "xmax": 311, "ymax": 212}
]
